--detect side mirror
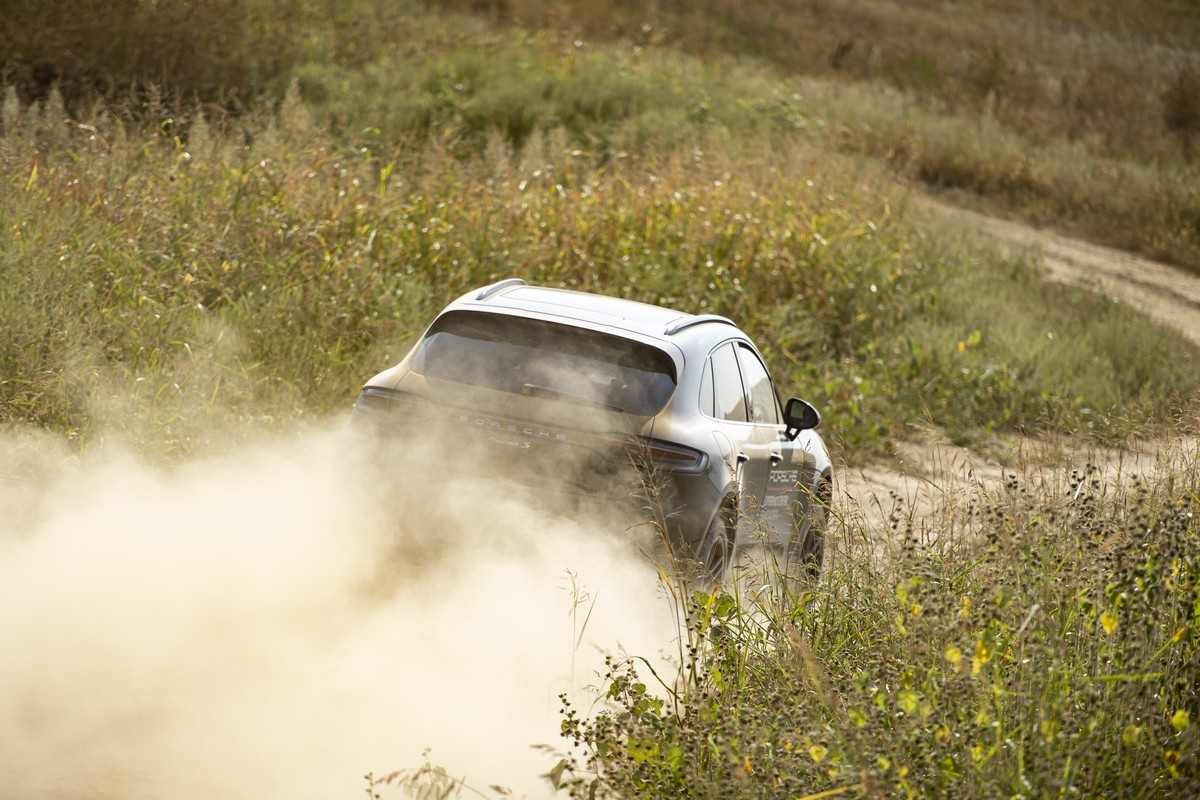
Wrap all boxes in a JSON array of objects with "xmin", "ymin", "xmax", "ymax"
[{"xmin": 783, "ymin": 398, "xmax": 820, "ymax": 440}]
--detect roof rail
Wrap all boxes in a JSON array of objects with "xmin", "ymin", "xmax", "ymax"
[
  {"xmin": 664, "ymin": 314, "xmax": 736, "ymax": 336},
  {"xmin": 475, "ymin": 278, "xmax": 527, "ymax": 301}
]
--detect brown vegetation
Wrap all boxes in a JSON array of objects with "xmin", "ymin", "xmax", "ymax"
[
  {"xmin": 4, "ymin": 2, "xmax": 1199, "ymax": 269},
  {"xmin": 435, "ymin": 0, "xmax": 1200, "ymax": 164}
]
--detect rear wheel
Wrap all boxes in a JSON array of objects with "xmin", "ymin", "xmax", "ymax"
[{"xmin": 696, "ymin": 502, "xmax": 737, "ymax": 583}]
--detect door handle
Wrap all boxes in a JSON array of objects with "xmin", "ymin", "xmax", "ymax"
[
  {"xmin": 769, "ymin": 452, "xmax": 783, "ymax": 465},
  {"xmin": 736, "ymin": 452, "xmax": 748, "ymax": 464}
]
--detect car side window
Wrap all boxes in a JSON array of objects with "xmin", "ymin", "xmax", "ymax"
[
  {"xmin": 736, "ymin": 344, "xmax": 781, "ymax": 425},
  {"xmin": 711, "ymin": 343, "xmax": 748, "ymax": 422}
]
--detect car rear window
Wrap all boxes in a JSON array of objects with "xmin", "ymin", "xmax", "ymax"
[{"xmin": 411, "ymin": 310, "xmax": 677, "ymax": 415}]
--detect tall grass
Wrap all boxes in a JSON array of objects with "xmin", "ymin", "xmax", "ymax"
[
  {"xmin": 422, "ymin": 0, "xmax": 1200, "ymax": 270},
  {"xmin": 7, "ymin": 1, "xmax": 1199, "ymax": 269},
  {"xmin": 552, "ymin": 439, "xmax": 1200, "ymax": 797},
  {"xmin": 4, "ymin": 82, "xmax": 1195, "ymax": 455},
  {"xmin": 2, "ymin": 82, "xmax": 1196, "ymax": 457},
  {"xmin": 2, "ymin": 5, "xmax": 1199, "ymax": 796}
]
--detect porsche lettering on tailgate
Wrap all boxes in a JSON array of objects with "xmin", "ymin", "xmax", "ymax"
[{"xmin": 457, "ymin": 415, "xmax": 568, "ymax": 442}]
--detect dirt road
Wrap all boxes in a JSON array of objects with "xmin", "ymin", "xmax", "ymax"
[
  {"xmin": 839, "ymin": 202, "xmax": 1200, "ymax": 542},
  {"xmin": 947, "ymin": 204, "xmax": 1200, "ymax": 350}
]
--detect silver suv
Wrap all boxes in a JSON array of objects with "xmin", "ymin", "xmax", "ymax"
[{"xmin": 351, "ymin": 279, "xmax": 832, "ymax": 581}]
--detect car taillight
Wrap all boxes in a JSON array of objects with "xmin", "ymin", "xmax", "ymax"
[
  {"xmin": 633, "ymin": 439, "xmax": 708, "ymax": 472},
  {"xmin": 355, "ymin": 386, "xmax": 397, "ymax": 412}
]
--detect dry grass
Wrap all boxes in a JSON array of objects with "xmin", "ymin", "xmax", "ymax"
[
  {"xmin": 5, "ymin": 1, "xmax": 1199, "ymax": 267},
  {"xmin": 3, "ymin": 85, "xmax": 1196, "ymax": 457},
  {"xmin": 430, "ymin": 0, "xmax": 1200, "ymax": 270},
  {"xmin": 552, "ymin": 435, "xmax": 1200, "ymax": 798},
  {"xmin": 2, "ymin": 5, "xmax": 1200, "ymax": 796}
]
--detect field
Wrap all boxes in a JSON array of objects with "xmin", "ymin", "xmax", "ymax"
[{"xmin": 2, "ymin": 1, "xmax": 1199, "ymax": 797}]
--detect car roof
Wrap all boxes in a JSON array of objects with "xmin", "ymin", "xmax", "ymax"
[{"xmin": 450, "ymin": 279, "xmax": 737, "ymax": 341}]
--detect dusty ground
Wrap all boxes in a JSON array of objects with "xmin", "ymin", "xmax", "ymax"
[{"xmin": 839, "ymin": 201, "xmax": 1200, "ymax": 541}]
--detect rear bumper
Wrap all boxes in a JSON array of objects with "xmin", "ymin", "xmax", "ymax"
[{"xmin": 349, "ymin": 397, "xmax": 721, "ymax": 550}]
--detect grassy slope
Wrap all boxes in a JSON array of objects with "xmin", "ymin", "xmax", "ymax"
[
  {"xmin": 4, "ymin": 0, "xmax": 1198, "ymax": 268},
  {"xmin": 1, "ymin": 4, "xmax": 1199, "ymax": 797},
  {"xmin": 2, "ymin": 8, "xmax": 1198, "ymax": 457},
  {"xmin": 429, "ymin": 0, "xmax": 1200, "ymax": 271}
]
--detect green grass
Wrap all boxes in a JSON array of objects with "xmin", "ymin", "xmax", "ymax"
[
  {"xmin": 7, "ymin": 1, "xmax": 1200, "ymax": 270},
  {"xmin": 429, "ymin": 0, "xmax": 1200, "ymax": 270},
  {"xmin": 551, "ymin": 441, "xmax": 1200, "ymax": 798},
  {"xmin": 2, "ymin": 4, "xmax": 1200, "ymax": 796},
  {"xmin": 4, "ymin": 13, "xmax": 1199, "ymax": 455},
  {"xmin": 2, "ymin": 81, "xmax": 1196, "ymax": 456}
]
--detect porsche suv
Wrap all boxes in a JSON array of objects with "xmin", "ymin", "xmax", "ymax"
[{"xmin": 350, "ymin": 279, "xmax": 832, "ymax": 581}]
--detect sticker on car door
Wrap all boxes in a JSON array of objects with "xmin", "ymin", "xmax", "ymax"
[{"xmin": 766, "ymin": 468, "xmax": 798, "ymax": 508}]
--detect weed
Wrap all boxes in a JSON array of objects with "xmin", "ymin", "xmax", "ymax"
[
  {"xmin": 552, "ymin": 443, "xmax": 1200, "ymax": 797},
  {"xmin": 6, "ymin": 1, "xmax": 1200, "ymax": 268},
  {"xmin": 1, "ymin": 85, "xmax": 1195, "ymax": 457}
]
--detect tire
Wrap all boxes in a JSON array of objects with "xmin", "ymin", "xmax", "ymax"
[
  {"xmin": 696, "ymin": 502, "xmax": 737, "ymax": 584},
  {"xmin": 788, "ymin": 479, "xmax": 831, "ymax": 579}
]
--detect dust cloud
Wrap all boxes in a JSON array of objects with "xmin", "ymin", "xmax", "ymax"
[{"xmin": 0, "ymin": 425, "xmax": 680, "ymax": 798}]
